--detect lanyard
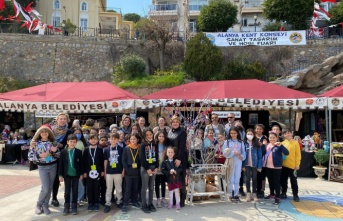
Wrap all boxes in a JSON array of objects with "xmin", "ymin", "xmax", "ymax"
[
  {"xmin": 148, "ymin": 142, "xmax": 153, "ymax": 158},
  {"xmin": 89, "ymin": 146, "xmax": 97, "ymax": 165},
  {"xmin": 68, "ymin": 149, "xmax": 75, "ymax": 169},
  {"xmin": 111, "ymin": 145, "xmax": 118, "ymax": 152},
  {"xmin": 129, "ymin": 147, "xmax": 139, "ymax": 163}
]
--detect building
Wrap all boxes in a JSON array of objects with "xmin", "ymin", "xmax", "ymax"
[
  {"xmin": 35, "ymin": 0, "xmax": 134, "ymax": 37},
  {"xmin": 148, "ymin": 0, "xmax": 266, "ymax": 35}
]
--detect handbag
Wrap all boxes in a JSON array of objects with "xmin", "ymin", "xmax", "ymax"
[{"xmin": 29, "ymin": 161, "xmax": 38, "ymax": 171}]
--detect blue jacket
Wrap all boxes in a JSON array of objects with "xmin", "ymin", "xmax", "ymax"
[
  {"xmin": 264, "ymin": 144, "xmax": 289, "ymax": 168},
  {"xmin": 243, "ymin": 142, "xmax": 263, "ymax": 169}
]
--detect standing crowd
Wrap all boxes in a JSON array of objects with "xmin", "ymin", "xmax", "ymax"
[{"xmin": 27, "ymin": 112, "xmax": 301, "ymax": 216}]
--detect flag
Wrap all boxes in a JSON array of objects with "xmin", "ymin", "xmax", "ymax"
[
  {"xmin": 0, "ymin": 0, "xmax": 5, "ymax": 11},
  {"xmin": 321, "ymin": 0, "xmax": 337, "ymax": 2}
]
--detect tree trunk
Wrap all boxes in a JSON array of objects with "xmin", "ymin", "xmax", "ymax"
[{"xmin": 159, "ymin": 43, "xmax": 165, "ymax": 71}]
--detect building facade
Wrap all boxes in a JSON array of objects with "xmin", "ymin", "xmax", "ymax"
[{"xmin": 35, "ymin": 0, "xmax": 133, "ymax": 37}]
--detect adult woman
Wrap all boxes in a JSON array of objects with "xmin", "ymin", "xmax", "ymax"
[
  {"xmin": 153, "ymin": 116, "xmax": 171, "ymax": 135},
  {"xmin": 120, "ymin": 115, "xmax": 132, "ymax": 135},
  {"xmin": 28, "ymin": 125, "xmax": 60, "ymax": 215},
  {"xmin": 167, "ymin": 115, "xmax": 187, "ymax": 207}
]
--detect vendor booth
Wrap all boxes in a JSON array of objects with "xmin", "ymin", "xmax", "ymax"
[{"xmin": 0, "ymin": 81, "xmax": 138, "ymax": 164}]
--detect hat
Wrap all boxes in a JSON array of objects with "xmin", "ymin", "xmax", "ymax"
[
  {"xmin": 33, "ymin": 124, "xmax": 55, "ymax": 141},
  {"xmin": 109, "ymin": 124, "xmax": 118, "ymax": 131}
]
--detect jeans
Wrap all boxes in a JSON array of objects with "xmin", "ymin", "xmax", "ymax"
[
  {"xmin": 64, "ymin": 176, "xmax": 79, "ymax": 204},
  {"xmin": 245, "ymin": 166, "xmax": 258, "ymax": 193},
  {"xmin": 37, "ymin": 163, "xmax": 57, "ymax": 207},
  {"xmin": 140, "ymin": 167, "xmax": 156, "ymax": 205}
]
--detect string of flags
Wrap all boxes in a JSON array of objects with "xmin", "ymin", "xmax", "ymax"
[{"xmin": 0, "ymin": 0, "xmax": 61, "ymax": 33}]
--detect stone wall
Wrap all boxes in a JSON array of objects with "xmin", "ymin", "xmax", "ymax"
[{"xmin": 1, "ymin": 34, "xmax": 343, "ymax": 85}]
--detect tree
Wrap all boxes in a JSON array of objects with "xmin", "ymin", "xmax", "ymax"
[
  {"xmin": 197, "ymin": 0, "xmax": 237, "ymax": 32},
  {"xmin": 328, "ymin": 3, "xmax": 343, "ymax": 25},
  {"xmin": 184, "ymin": 32, "xmax": 223, "ymax": 81},
  {"xmin": 263, "ymin": 0, "xmax": 316, "ymax": 30},
  {"xmin": 221, "ymin": 57, "xmax": 266, "ymax": 80},
  {"xmin": 124, "ymin": 13, "xmax": 141, "ymax": 23},
  {"xmin": 136, "ymin": 18, "xmax": 173, "ymax": 71}
]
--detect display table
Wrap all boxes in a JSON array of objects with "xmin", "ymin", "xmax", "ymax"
[
  {"xmin": 297, "ymin": 151, "xmax": 316, "ymax": 177},
  {"xmin": 0, "ymin": 144, "xmax": 23, "ymax": 165}
]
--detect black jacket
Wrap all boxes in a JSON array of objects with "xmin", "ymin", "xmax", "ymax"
[
  {"xmin": 140, "ymin": 141, "xmax": 159, "ymax": 171},
  {"xmin": 122, "ymin": 147, "xmax": 140, "ymax": 177},
  {"xmin": 161, "ymin": 159, "xmax": 183, "ymax": 184},
  {"xmin": 59, "ymin": 148, "xmax": 83, "ymax": 178},
  {"xmin": 167, "ymin": 127, "xmax": 188, "ymax": 168},
  {"xmin": 83, "ymin": 146, "xmax": 104, "ymax": 175}
]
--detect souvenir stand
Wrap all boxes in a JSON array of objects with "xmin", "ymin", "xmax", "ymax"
[{"xmin": 138, "ymin": 80, "xmax": 326, "ymax": 203}]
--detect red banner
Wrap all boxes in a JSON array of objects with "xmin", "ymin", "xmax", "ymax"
[{"xmin": 0, "ymin": 0, "xmax": 5, "ymax": 11}]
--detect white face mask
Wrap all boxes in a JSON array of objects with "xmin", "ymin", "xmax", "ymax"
[{"xmin": 246, "ymin": 135, "xmax": 254, "ymax": 141}]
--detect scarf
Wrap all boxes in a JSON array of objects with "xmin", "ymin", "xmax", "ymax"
[
  {"xmin": 51, "ymin": 124, "xmax": 68, "ymax": 143},
  {"xmin": 128, "ymin": 143, "xmax": 139, "ymax": 149}
]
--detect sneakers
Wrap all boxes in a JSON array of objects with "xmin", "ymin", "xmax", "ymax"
[
  {"xmin": 264, "ymin": 195, "xmax": 275, "ymax": 200},
  {"xmin": 176, "ymin": 203, "xmax": 181, "ymax": 210},
  {"xmin": 51, "ymin": 199, "xmax": 59, "ymax": 207},
  {"xmin": 234, "ymin": 196, "xmax": 241, "ymax": 203},
  {"xmin": 87, "ymin": 204, "xmax": 94, "ymax": 212},
  {"xmin": 246, "ymin": 192, "xmax": 252, "ymax": 202},
  {"xmin": 42, "ymin": 205, "xmax": 51, "ymax": 215},
  {"xmin": 71, "ymin": 203, "xmax": 78, "ymax": 215},
  {"xmin": 161, "ymin": 198, "xmax": 168, "ymax": 207},
  {"xmin": 156, "ymin": 198, "xmax": 162, "ymax": 208},
  {"xmin": 239, "ymin": 188, "xmax": 246, "ymax": 197},
  {"xmin": 142, "ymin": 204, "xmax": 151, "ymax": 213},
  {"xmin": 273, "ymin": 197, "xmax": 281, "ymax": 205},
  {"xmin": 168, "ymin": 204, "xmax": 173, "ymax": 209},
  {"xmin": 104, "ymin": 205, "xmax": 110, "ymax": 213},
  {"xmin": 132, "ymin": 202, "xmax": 142, "ymax": 209},
  {"xmin": 122, "ymin": 205, "xmax": 128, "ymax": 213},
  {"xmin": 35, "ymin": 205, "xmax": 43, "ymax": 215},
  {"xmin": 280, "ymin": 193, "xmax": 287, "ymax": 199},
  {"xmin": 293, "ymin": 195, "xmax": 300, "ymax": 202},
  {"xmin": 252, "ymin": 193, "xmax": 259, "ymax": 202},
  {"xmin": 149, "ymin": 203, "xmax": 156, "ymax": 212},
  {"xmin": 93, "ymin": 204, "xmax": 99, "ymax": 212},
  {"xmin": 117, "ymin": 203, "xmax": 123, "ymax": 209}
]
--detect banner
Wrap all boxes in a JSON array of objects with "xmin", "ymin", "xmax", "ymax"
[{"xmin": 205, "ymin": 31, "xmax": 306, "ymax": 47}]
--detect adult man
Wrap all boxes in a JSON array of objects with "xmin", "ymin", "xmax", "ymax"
[
  {"xmin": 225, "ymin": 113, "xmax": 236, "ymax": 136},
  {"xmin": 204, "ymin": 113, "xmax": 225, "ymax": 138},
  {"xmin": 281, "ymin": 129, "xmax": 301, "ymax": 202}
]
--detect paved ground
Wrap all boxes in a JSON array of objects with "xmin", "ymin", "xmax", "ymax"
[{"xmin": 0, "ymin": 163, "xmax": 342, "ymax": 221}]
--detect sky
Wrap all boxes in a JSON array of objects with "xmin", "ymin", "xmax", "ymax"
[{"xmin": 107, "ymin": 0, "xmax": 151, "ymax": 17}]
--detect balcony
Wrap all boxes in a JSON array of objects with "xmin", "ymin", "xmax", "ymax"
[
  {"xmin": 241, "ymin": 0, "xmax": 263, "ymax": 14},
  {"xmin": 189, "ymin": 5, "xmax": 206, "ymax": 16},
  {"xmin": 149, "ymin": 4, "xmax": 178, "ymax": 17}
]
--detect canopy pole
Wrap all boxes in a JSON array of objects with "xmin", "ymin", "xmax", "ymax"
[
  {"xmin": 329, "ymin": 109, "xmax": 332, "ymax": 143},
  {"xmin": 325, "ymin": 107, "xmax": 329, "ymax": 142}
]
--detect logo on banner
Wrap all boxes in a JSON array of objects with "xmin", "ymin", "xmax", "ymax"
[
  {"xmin": 289, "ymin": 32, "xmax": 303, "ymax": 43},
  {"xmin": 305, "ymin": 99, "xmax": 314, "ymax": 105},
  {"xmin": 206, "ymin": 34, "xmax": 215, "ymax": 44},
  {"xmin": 332, "ymin": 98, "xmax": 340, "ymax": 106},
  {"xmin": 316, "ymin": 98, "xmax": 325, "ymax": 106}
]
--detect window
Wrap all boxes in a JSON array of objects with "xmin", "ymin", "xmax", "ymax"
[
  {"xmin": 241, "ymin": 18, "xmax": 247, "ymax": 27},
  {"xmin": 54, "ymin": 0, "xmax": 60, "ymax": 9},
  {"xmin": 189, "ymin": 21, "xmax": 196, "ymax": 32},
  {"xmin": 80, "ymin": 13, "xmax": 88, "ymax": 30},
  {"xmin": 52, "ymin": 11, "xmax": 61, "ymax": 27},
  {"xmin": 81, "ymin": 1, "xmax": 88, "ymax": 11}
]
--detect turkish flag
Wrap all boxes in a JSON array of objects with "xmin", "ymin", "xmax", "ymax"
[
  {"xmin": 0, "ymin": 0, "xmax": 5, "ymax": 11},
  {"xmin": 321, "ymin": 0, "xmax": 337, "ymax": 2}
]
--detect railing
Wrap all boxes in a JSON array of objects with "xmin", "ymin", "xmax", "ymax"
[
  {"xmin": 150, "ymin": 4, "xmax": 177, "ymax": 11},
  {"xmin": 189, "ymin": 5, "xmax": 205, "ymax": 11},
  {"xmin": 243, "ymin": 0, "xmax": 263, "ymax": 8}
]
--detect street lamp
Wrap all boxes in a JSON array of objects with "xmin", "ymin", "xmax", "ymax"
[{"xmin": 254, "ymin": 15, "xmax": 257, "ymax": 32}]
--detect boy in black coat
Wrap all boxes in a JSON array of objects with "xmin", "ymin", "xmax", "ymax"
[{"xmin": 59, "ymin": 134, "xmax": 83, "ymax": 215}]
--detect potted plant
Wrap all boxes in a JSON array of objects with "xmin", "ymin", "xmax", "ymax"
[{"xmin": 313, "ymin": 149, "xmax": 330, "ymax": 180}]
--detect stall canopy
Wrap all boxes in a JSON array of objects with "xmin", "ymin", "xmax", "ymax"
[
  {"xmin": 0, "ymin": 82, "xmax": 138, "ymax": 113},
  {"xmin": 138, "ymin": 80, "xmax": 325, "ymax": 109},
  {"xmin": 319, "ymin": 85, "xmax": 343, "ymax": 110}
]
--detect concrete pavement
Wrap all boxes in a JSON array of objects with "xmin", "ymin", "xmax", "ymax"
[{"xmin": 0, "ymin": 163, "xmax": 342, "ymax": 221}]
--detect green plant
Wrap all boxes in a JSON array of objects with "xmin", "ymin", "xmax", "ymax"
[
  {"xmin": 263, "ymin": 22, "xmax": 282, "ymax": 31},
  {"xmin": 112, "ymin": 53, "xmax": 146, "ymax": 84},
  {"xmin": 314, "ymin": 149, "xmax": 330, "ymax": 167},
  {"xmin": 0, "ymin": 77, "xmax": 34, "ymax": 93},
  {"xmin": 65, "ymin": 19, "xmax": 77, "ymax": 34}
]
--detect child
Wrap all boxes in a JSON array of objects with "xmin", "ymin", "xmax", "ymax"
[
  {"xmin": 191, "ymin": 129, "xmax": 204, "ymax": 164},
  {"xmin": 83, "ymin": 134, "xmax": 104, "ymax": 212},
  {"xmin": 59, "ymin": 134, "xmax": 83, "ymax": 215},
  {"xmin": 122, "ymin": 133, "xmax": 141, "ymax": 213},
  {"xmin": 255, "ymin": 124, "xmax": 268, "ymax": 199},
  {"xmin": 28, "ymin": 124, "xmax": 60, "ymax": 215},
  {"xmin": 140, "ymin": 128, "xmax": 158, "ymax": 213},
  {"xmin": 271, "ymin": 124, "xmax": 283, "ymax": 142},
  {"xmin": 161, "ymin": 146, "xmax": 183, "ymax": 210},
  {"xmin": 222, "ymin": 127, "xmax": 246, "ymax": 203},
  {"xmin": 243, "ymin": 129, "xmax": 262, "ymax": 202},
  {"xmin": 103, "ymin": 133, "xmax": 124, "ymax": 213},
  {"xmin": 263, "ymin": 132, "xmax": 289, "ymax": 205},
  {"xmin": 280, "ymin": 129, "xmax": 301, "ymax": 202},
  {"xmin": 99, "ymin": 136, "xmax": 109, "ymax": 205},
  {"xmin": 154, "ymin": 131, "xmax": 168, "ymax": 208}
]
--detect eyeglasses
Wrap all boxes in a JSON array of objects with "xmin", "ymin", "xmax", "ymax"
[{"xmin": 228, "ymin": 117, "xmax": 234, "ymax": 119}]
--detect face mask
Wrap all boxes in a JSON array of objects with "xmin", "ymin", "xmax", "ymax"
[
  {"xmin": 75, "ymin": 134, "xmax": 82, "ymax": 140},
  {"xmin": 246, "ymin": 135, "xmax": 254, "ymax": 141}
]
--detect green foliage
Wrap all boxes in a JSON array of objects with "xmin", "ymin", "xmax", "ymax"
[
  {"xmin": 263, "ymin": 22, "xmax": 282, "ymax": 32},
  {"xmin": 65, "ymin": 19, "xmax": 77, "ymax": 34},
  {"xmin": 197, "ymin": 0, "xmax": 238, "ymax": 32},
  {"xmin": 184, "ymin": 32, "xmax": 223, "ymax": 81},
  {"xmin": 314, "ymin": 149, "xmax": 330, "ymax": 166},
  {"xmin": 0, "ymin": 77, "xmax": 33, "ymax": 93},
  {"xmin": 221, "ymin": 57, "xmax": 266, "ymax": 80},
  {"xmin": 117, "ymin": 71, "xmax": 185, "ymax": 89},
  {"xmin": 263, "ymin": 0, "xmax": 316, "ymax": 30},
  {"xmin": 107, "ymin": 9, "xmax": 117, "ymax": 12},
  {"xmin": 329, "ymin": 3, "xmax": 343, "ymax": 25},
  {"xmin": 124, "ymin": 13, "xmax": 141, "ymax": 23},
  {"xmin": 113, "ymin": 54, "xmax": 146, "ymax": 83}
]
